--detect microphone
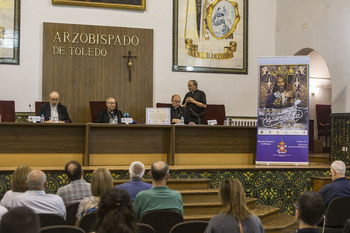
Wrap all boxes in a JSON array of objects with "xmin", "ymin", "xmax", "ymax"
[
  {"xmin": 29, "ymin": 104, "xmax": 32, "ymax": 112},
  {"xmin": 189, "ymin": 108, "xmax": 201, "ymax": 124}
]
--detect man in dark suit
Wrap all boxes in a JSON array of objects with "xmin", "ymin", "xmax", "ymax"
[
  {"xmin": 37, "ymin": 91, "xmax": 72, "ymax": 123},
  {"xmin": 170, "ymin": 94, "xmax": 193, "ymax": 125},
  {"xmin": 94, "ymin": 97, "xmax": 123, "ymax": 123}
]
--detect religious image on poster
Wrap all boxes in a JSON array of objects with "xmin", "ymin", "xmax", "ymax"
[
  {"xmin": 256, "ymin": 56, "xmax": 309, "ymax": 165},
  {"xmin": 259, "ymin": 65, "xmax": 308, "ymax": 134}
]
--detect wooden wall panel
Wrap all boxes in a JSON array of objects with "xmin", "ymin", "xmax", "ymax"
[{"xmin": 43, "ymin": 22, "xmax": 153, "ymax": 123}]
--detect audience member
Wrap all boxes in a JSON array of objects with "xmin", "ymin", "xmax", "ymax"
[
  {"xmin": 204, "ymin": 178, "xmax": 264, "ymax": 233},
  {"xmin": 182, "ymin": 80, "xmax": 207, "ymax": 124},
  {"xmin": 93, "ymin": 188, "xmax": 138, "ymax": 233},
  {"xmin": 319, "ymin": 160, "xmax": 350, "ymax": 207},
  {"xmin": 343, "ymin": 218, "xmax": 350, "ymax": 233},
  {"xmin": 94, "ymin": 97, "xmax": 123, "ymax": 123},
  {"xmin": 133, "ymin": 161, "xmax": 183, "ymax": 219},
  {"xmin": 76, "ymin": 168, "xmax": 113, "ymax": 223},
  {"xmin": 1, "ymin": 165, "xmax": 32, "ymax": 209},
  {"xmin": 11, "ymin": 170, "xmax": 66, "ymax": 218},
  {"xmin": 0, "ymin": 206, "xmax": 40, "ymax": 233},
  {"xmin": 115, "ymin": 161, "xmax": 152, "ymax": 200},
  {"xmin": 37, "ymin": 91, "xmax": 72, "ymax": 123},
  {"xmin": 57, "ymin": 160, "xmax": 91, "ymax": 205},
  {"xmin": 169, "ymin": 94, "xmax": 194, "ymax": 124},
  {"xmin": 295, "ymin": 191, "xmax": 325, "ymax": 233}
]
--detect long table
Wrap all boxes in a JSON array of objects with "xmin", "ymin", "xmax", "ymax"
[{"xmin": 0, "ymin": 123, "xmax": 257, "ymax": 166}]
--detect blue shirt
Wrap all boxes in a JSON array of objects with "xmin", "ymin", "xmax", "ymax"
[
  {"xmin": 318, "ymin": 177, "xmax": 350, "ymax": 207},
  {"xmin": 115, "ymin": 179, "xmax": 152, "ymax": 200}
]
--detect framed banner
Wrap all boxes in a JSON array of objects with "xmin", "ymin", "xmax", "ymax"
[
  {"xmin": 0, "ymin": 0, "xmax": 20, "ymax": 64},
  {"xmin": 256, "ymin": 56, "xmax": 310, "ymax": 165},
  {"xmin": 52, "ymin": 0, "xmax": 146, "ymax": 11},
  {"xmin": 172, "ymin": 0, "xmax": 248, "ymax": 74}
]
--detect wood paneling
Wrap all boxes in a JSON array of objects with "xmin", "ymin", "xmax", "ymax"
[
  {"xmin": 43, "ymin": 23, "xmax": 153, "ymax": 123},
  {"xmin": 174, "ymin": 125, "xmax": 257, "ymax": 153},
  {"xmin": 0, "ymin": 123, "xmax": 86, "ymax": 153}
]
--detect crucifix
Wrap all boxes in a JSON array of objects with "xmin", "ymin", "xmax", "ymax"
[{"xmin": 123, "ymin": 51, "xmax": 137, "ymax": 82}]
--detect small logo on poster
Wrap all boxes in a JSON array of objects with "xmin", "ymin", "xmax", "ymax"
[{"xmin": 277, "ymin": 140, "xmax": 287, "ymax": 154}]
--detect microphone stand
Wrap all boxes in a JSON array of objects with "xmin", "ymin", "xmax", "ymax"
[{"xmin": 189, "ymin": 108, "xmax": 201, "ymax": 124}]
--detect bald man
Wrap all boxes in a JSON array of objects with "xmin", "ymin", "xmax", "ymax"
[
  {"xmin": 133, "ymin": 161, "xmax": 183, "ymax": 219},
  {"xmin": 11, "ymin": 170, "xmax": 66, "ymax": 218},
  {"xmin": 37, "ymin": 91, "xmax": 72, "ymax": 123}
]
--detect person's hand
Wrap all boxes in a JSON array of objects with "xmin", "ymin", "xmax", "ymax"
[
  {"xmin": 186, "ymin": 97, "xmax": 195, "ymax": 103},
  {"xmin": 189, "ymin": 122, "xmax": 195, "ymax": 125},
  {"xmin": 285, "ymin": 91, "xmax": 294, "ymax": 98},
  {"xmin": 172, "ymin": 119, "xmax": 181, "ymax": 124},
  {"xmin": 58, "ymin": 121, "xmax": 65, "ymax": 123}
]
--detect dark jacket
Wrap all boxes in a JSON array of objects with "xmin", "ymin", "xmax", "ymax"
[{"xmin": 37, "ymin": 103, "xmax": 72, "ymax": 123}]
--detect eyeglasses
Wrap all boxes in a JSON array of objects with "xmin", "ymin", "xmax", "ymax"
[
  {"xmin": 172, "ymin": 101, "xmax": 181, "ymax": 103},
  {"xmin": 50, "ymin": 98, "xmax": 59, "ymax": 101},
  {"xmin": 107, "ymin": 102, "xmax": 116, "ymax": 105}
]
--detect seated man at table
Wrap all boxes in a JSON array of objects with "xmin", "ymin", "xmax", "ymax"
[
  {"xmin": 169, "ymin": 94, "xmax": 194, "ymax": 125},
  {"xmin": 133, "ymin": 161, "xmax": 183, "ymax": 219},
  {"xmin": 94, "ymin": 97, "xmax": 123, "ymax": 124},
  {"xmin": 37, "ymin": 91, "xmax": 72, "ymax": 123},
  {"xmin": 319, "ymin": 160, "xmax": 350, "ymax": 207},
  {"xmin": 115, "ymin": 161, "xmax": 152, "ymax": 200}
]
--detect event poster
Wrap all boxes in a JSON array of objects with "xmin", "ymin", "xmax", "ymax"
[{"xmin": 256, "ymin": 56, "xmax": 310, "ymax": 165}]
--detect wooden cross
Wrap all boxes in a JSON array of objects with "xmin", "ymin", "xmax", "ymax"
[{"xmin": 123, "ymin": 51, "xmax": 137, "ymax": 82}]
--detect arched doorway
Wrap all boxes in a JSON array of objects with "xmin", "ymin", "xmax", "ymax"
[{"xmin": 295, "ymin": 48, "xmax": 331, "ymax": 154}]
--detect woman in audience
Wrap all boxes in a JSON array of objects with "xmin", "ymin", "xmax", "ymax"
[
  {"xmin": 93, "ymin": 188, "xmax": 138, "ymax": 233},
  {"xmin": 205, "ymin": 178, "xmax": 265, "ymax": 233},
  {"xmin": 0, "ymin": 165, "xmax": 32, "ymax": 209},
  {"xmin": 76, "ymin": 168, "xmax": 113, "ymax": 224}
]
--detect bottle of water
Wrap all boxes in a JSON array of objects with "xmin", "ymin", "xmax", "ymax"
[
  {"xmin": 180, "ymin": 116, "xmax": 185, "ymax": 125},
  {"xmin": 40, "ymin": 114, "xmax": 45, "ymax": 123},
  {"xmin": 226, "ymin": 117, "xmax": 230, "ymax": 126},
  {"xmin": 114, "ymin": 115, "xmax": 118, "ymax": 124}
]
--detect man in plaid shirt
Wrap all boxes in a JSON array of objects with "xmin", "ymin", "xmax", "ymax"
[{"xmin": 57, "ymin": 161, "xmax": 91, "ymax": 205}]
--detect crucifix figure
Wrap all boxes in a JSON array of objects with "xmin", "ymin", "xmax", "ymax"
[{"xmin": 123, "ymin": 51, "xmax": 137, "ymax": 82}]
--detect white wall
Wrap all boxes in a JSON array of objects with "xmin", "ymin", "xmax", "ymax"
[
  {"xmin": 1, "ymin": 0, "xmax": 276, "ymax": 116},
  {"xmin": 276, "ymin": 0, "xmax": 350, "ymax": 113}
]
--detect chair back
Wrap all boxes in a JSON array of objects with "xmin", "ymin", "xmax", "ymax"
[
  {"xmin": 324, "ymin": 196, "xmax": 350, "ymax": 227},
  {"xmin": 156, "ymin": 103, "xmax": 170, "ymax": 108},
  {"xmin": 40, "ymin": 225, "xmax": 86, "ymax": 233},
  {"xmin": 35, "ymin": 101, "xmax": 49, "ymax": 116},
  {"xmin": 79, "ymin": 211, "xmax": 97, "ymax": 233},
  {"xmin": 202, "ymin": 104, "xmax": 226, "ymax": 125},
  {"xmin": 137, "ymin": 223, "xmax": 155, "ymax": 233},
  {"xmin": 38, "ymin": 213, "xmax": 66, "ymax": 227},
  {"xmin": 89, "ymin": 101, "xmax": 118, "ymax": 122},
  {"xmin": 170, "ymin": 221, "xmax": 208, "ymax": 233},
  {"xmin": 316, "ymin": 104, "xmax": 331, "ymax": 137},
  {"xmin": 0, "ymin": 100, "xmax": 15, "ymax": 122},
  {"xmin": 66, "ymin": 202, "xmax": 80, "ymax": 225},
  {"xmin": 139, "ymin": 210, "xmax": 184, "ymax": 233}
]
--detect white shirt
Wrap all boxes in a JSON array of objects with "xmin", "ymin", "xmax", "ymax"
[
  {"xmin": 0, "ymin": 190, "xmax": 23, "ymax": 209},
  {"xmin": 50, "ymin": 105, "xmax": 59, "ymax": 122},
  {"xmin": 0, "ymin": 205, "xmax": 8, "ymax": 221},
  {"xmin": 11, "ymin": 190, "xmax": 66, "ymax": 218}
]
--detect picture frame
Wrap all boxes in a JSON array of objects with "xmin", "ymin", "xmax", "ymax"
[
  {"xmin": 52, "ymin": 0, "xmax": 146, "ymax": 11},
  {"xmin": 0, "ymin": 0, "xmax": 20, "ymax": 65},
  {"xmin": 172, "ymin": 0, "xmax": 248, "ymax": 74}
]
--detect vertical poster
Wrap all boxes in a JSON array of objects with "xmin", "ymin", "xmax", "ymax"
[{"xmin": 257, "ymin": 56, "xmax": 309, "ymax": 165}]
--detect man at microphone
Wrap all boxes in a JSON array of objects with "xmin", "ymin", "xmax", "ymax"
[
  {"xmin": 182, "ymin": 80, "xmax": 207, "ymax": 124},
  {"xmin": 170, "ymin": 94, "xmax": 194, "ymax": 124},
  {"xmin": 94, "ymin": 97, "xmax": 123, "ymax": 123}
]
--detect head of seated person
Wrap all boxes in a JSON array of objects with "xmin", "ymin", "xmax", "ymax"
[
  {"xmin": 295, "ymin": 191, "xmax": 325, "ymax": 229},
  {"xmin": 12, "ymin": 165, "xmax": 32, "ymax": 192},
  {"xmin": 150, "ymin": 161, "xmax": 169, "ymax": 186},
  {"xmin": 129, "ymin": 161, "xmax": 146, "ymax": 181},
  {"xmin": 94, "ymin": 188, "xmax": 137, "ymax": 233},
  {"xmin": 331, "ymin": 160, "xmax": 346, "ymax": 181},
  {"xmin": 0, "ymin": 206, "xmax": 40, "ymax": 233},
  {"xmin": 65, "ymin": 160, "xmax": 83, "ymax": 182}
]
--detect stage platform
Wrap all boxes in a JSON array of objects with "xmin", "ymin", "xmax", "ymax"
[{"xmin": 0, "ymin": 163, "xmax": 333, "ymax": 216}]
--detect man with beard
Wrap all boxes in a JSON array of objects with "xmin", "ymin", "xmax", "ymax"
[{"xmin": 266, "ymin": 76, "xmax": 295, "ymax": 108}]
